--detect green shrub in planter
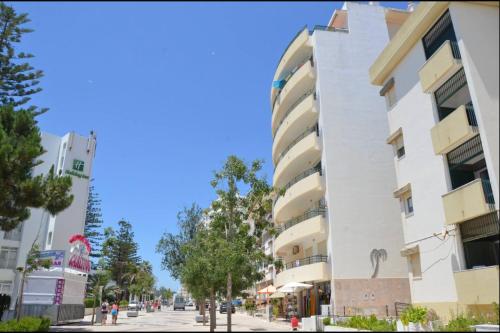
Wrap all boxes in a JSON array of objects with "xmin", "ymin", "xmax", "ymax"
[
  {"xmin": 400, "ymin": 306, "xmax": 428, "ymax": 326},
  {"xmin": 0, "ymin": 316, "xmax": 51, "ymax": 332},
  {"xmin": 119, "ymin": 300, "xmax": 128, "ymax": 308},
  {"xmin": 322, "ymin": 317, "xmax": 331, "ymax": 326},
  {"xmin": 441, "ymin": 315, "xmax": 476, "ymax": 332},
  {"xmin": 84, "ymin": 298, "xmax": 95, "ymax": 308},
  {"xmin": 337, "ymin": 315, "xmax": 396, "ymax": 332}
]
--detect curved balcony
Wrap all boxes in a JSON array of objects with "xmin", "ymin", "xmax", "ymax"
[
  {"xmin": 274, "ymin": 204, "xmax": 327, "ymax": 255},
  {"xmin": 273, "ymin": 130, "xmax": 321, "ymax": 189},
  {"xmin": 275, "ymin": 256, "xmax": 330, "ymax": 288},
  {"xmin": 271, "ymin": 27, "xmax": 312, "ymax": 104},
  {"xmin": 272, "ymin": 59, "xmax": 316, "ymax": 130},
  {"xmin": 274, "ymin": 165, "xmax": 324, "ymax": 222},
  {"xmin": 272, "ymin": 91, "xmax": 317, "ymax": 154}
]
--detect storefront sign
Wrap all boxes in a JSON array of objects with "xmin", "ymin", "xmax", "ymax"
[
  {"xmin": 39, "ymin": 250, "xmax": 65, "ymax": 269},
  {"xmin": 54, "ymin": 279, "xmax": 65, "ymax": 305},
  {"xmin": 68, "ymin": 234, "xmax": 92, "ymax": 273}
]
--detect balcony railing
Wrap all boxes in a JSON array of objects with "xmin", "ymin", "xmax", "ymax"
[
  {"xmin": 284, "ymin": 255, "xmax": 328, "ymax": 270},
  {"xmin": 280, "ymin": 162, "xmax": 322, "ymax": 195},
  {"xmin": 273, "ymin": 89, "xmax": 316, "ymax": 138},
  {"xmin": 464, "ymin": 102, "xmax": 478, "ymax": 127},
  {"xmin": 482, "ymin": 179, "xmax": 495, "ymax": 205},
  {"xmin": 275, "ymin": 123, "xmax": 319, "ymax": 168},
  {"xmin": 423, "ymin": 10, "xmax": 458, "ymax": 60},
  {"xmin": 276, "ymin": 199, "xmax": 326, "ymax": 235},
  {"xmin": 272, "ymin": 56, "xmax": 314, "ymax": 112},
  {"xmin": 435, "ymin": 67, "xmax": 467, "ymax": 107}
]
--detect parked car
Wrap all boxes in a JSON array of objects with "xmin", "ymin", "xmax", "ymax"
[
  {"xmin": 128, "ymin": 301, "xmax": 139, "ymax": 311},
  {"xmin": 173, "ymin": 295, "xmax": 186, "ymax": 311},
  {"xmin": 219, "ymin": 302, "xmax": 235, "ymax": 314}
]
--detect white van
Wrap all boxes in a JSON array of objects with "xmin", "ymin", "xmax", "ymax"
[{"xmin": 173, "ymin": 295, "xmax": 186, "ymax": 311}]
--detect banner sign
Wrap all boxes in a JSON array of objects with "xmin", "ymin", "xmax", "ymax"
[
  {"xmin": 39, "ymin": 250, "xmax": 65, "ymax": 269},
  {"xmin": 54, "ymin": 279, "xmax": 65, "ymax": 305},
  {"xmin": 68, "ymin": 234, "xmax": 92, "ymax": 273}
]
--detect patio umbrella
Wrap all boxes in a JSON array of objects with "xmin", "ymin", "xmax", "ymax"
[
  {"xmin": 278, "ymin": 282, "xmax": 313, "ymax": 293},
  {"xmin": 269, "ymin": 291, "xmax": 285, "ymax": 299}
]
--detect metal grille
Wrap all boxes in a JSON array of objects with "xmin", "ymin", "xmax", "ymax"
[
  {"xmin": 395, "ymin": 302, "xmax": 410, "ymax": 317},
  {"xmin": 465, "ymin": 102, "xmax": 478, "ymax": 127},
  {"xmin": 460, "ymin": 211, "xmax": 499, "ymax": 242},
  {"xmin": 284, "ymin": 255, "xmax": 328, "ymax": 270},
  {"xmin": 482, "ymin": 179, "xmax": 495, "ymax": 205},
  {"xmin": 273, "ymin": 88, "xmax": 316, "ymax": 138},
  {"xmin": 276, "ymin": 199, "xmax": 327, "ymax": 235},
  {"xmin": 447, "ymin": 135, "xmax": 483, "ymax": 169},
  {"xmin": 423, "ymin": 10, "xmax": 454, "ymax": 59},
  {"xmin": 281, "ymin": 162, "xmax": 322, "ymax": 195},
  {"xmin": 272, "ymin": 56, "xmax": 314, "ymax": 112},
  {"xmin": 435, "ymin": 68, "xmax": 467, "ymax": 106},
  {"xmin": 275, "ymin": 123, "xmax": 319, "ymax": 168}
]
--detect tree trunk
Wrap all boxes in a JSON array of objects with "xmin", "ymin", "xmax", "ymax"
[
  {"xmin": 16, "ymin": 272, "xmax": 26, "ymax": 322},
  {"xmin": 227, "ymin": 272, "xmax": 232, "ymax": 332},
  {"xmin": 201, "ymin": 299, "xmax": 206, "ymax": 326},
  {"xmin": 210, "ymin": 288, "xmax": 216, "ymax": 332},
  {"xmin": 91, "ymin": 287, "xmax": 98, "ymax": 325}
]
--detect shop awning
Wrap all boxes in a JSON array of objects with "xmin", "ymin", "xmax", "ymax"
[
  {"xmin": 269, "ymin": 292, "xmax": 286, "ymax": 299},
  {"xmin": 257, "ymin": 285, "xmax": 276, "ymax": 294}
]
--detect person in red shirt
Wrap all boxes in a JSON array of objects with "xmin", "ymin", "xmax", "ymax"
[{"xmin": 291, "ymin": 315, "xmax": 299, "ymax": 331}]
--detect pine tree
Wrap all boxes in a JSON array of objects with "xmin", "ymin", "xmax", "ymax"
[
  {"xmin": 0, "ymin": 3, "xmax": 73, "ymax": 231},
  {"xmin": 0, "ymin": 2, "xmax": 47, "ymax": 114},
  {"xmin": 84, "ymin": 180, "xmax": 104, "ymax": 261},
  {"xmin": 101, "ymin": 220, "xmax": 141, "ymax": 301}
]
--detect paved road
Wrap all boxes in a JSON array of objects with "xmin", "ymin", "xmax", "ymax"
[{"xmin": 50, "ymin": 307, "xmax": 293, "ymax": 332}]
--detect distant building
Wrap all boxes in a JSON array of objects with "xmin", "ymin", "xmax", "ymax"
[
  {"xmin": 369, "ymin": 1, "xmax": 499, "ymax": 321},
  {"xmin": 0, "ymin": 131, "xmax": 97, "ymax": 322}
]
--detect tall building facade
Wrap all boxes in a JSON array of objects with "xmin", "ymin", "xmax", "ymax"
[
  {"xmin": 0, "ymin": 131, "xmax": 97, "ymax": 318},
  {"xmin": 270, "ymin": 2, "xmax": 411, "ymax": 317},
  {"xmin": 369, "ymin": 1, "xmax": 499, "ymax": 321}
]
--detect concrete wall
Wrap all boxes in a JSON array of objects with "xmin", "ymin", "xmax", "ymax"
[
  {"xmin": 313, "ymin": 2, "xmax": 411, "ymax": 315},
  {"xmin": 314, "ymin": 2, "xmax": 408, "ymax": 281}
]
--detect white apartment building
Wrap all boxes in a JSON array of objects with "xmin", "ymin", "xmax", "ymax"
[
  {"xmin": 0, "ymin": 131, "xmax": 97, "ymax": 322},
  {"xmin": 369, "ymin": 1, "xmax": 499, "ymax": 321},
  {"xmin": 270, "ymin": 2, "xmax": 411, "ymax": 318}
]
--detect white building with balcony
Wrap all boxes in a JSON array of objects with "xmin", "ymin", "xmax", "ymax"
[
  {"xmin": 369, "ymin": 1, "xmax": 499, "ymax": 322},
  {"xmin": 0, "ymin": 131, "xmax": 97, "ymax": 322},
  {"xmin": 270, "ymin": 2, "xmax": 411, "ymax": 318}
]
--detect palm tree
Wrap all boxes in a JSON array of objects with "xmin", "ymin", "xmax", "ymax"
[
  {"xmin": 370, "ymin": 249, "xmax": 387, "ymax": 278},
  {"xmin": 87, "ymin": 270, "xmax": 119, "ymax": 325}
]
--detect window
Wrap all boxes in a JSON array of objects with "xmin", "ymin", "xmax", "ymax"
[
  {"xmin": 47, "ymin": 231, "xmax": 53, "ymax": 245},
  {"xmin": 0, "ymin": 247, "xmax": 18, "ymax": 269},
  {"xmin": 405, "ymin": 196, "xmax": 414, "ymax": 216},
  {"xmin": 385, "ymin": 86, "xmax": 397, "ymax": 109},
  {"xmin": 0, "ymin": 281, "xmax": 12, "ymax": 295},
  {"xmin": 409, "ymin": 252, "xmax": 422, "ymax": 279},
  {"xmin": 3, "ymin": 223, "xmax": 22, "ymax": 241},
  {"xmin": 395, "ymin": 136, "xmax": 405, "ymax": 159}
]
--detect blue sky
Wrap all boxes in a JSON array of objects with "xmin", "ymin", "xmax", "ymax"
[{"xmin": 10, "ymin": 1, "xmax": 407, "ymax": 292}]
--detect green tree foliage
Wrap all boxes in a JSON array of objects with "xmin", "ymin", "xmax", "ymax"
[
  {"xmin": 84, "ymin": 180, "xmax": 104, "ymax": 261},
  {"xmin": 101, "ymin": 220, "xmax": 141, "ymax": 301},
  {"xmin": 15, "ymin": 244, "xmax": 52, "ymax": 321},
  {"xmin": 128, "ymin": 261, "xmax": 155, "ymax": 302},
  {"xmin": 0, "ymin": 3, "xmax": 73, "ymax": 232},
  {"xmin": 0, "ymin": 2, "xmax": 47, "ymax": 114},
  {"xmin": 207, "ymin": 155, "xmax": 273, "ymax": 332},
  {"xmin": 155, "ymin": 203, "xmax": 204, "ymax": 280}
]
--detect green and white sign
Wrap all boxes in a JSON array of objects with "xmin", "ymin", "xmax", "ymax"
[
  {"xmin": 66, "ymin": 159, "xmax": 89, "ymax": 179},
  {"xmin": 72, "ymin": 159, "xmax": 85, "ymax": 172}
]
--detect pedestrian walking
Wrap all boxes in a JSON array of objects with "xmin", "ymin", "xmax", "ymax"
[
  {"xmin": 100, "ymin": 300, "xmax": 109, "ymax": 326},
  {"xmin": 111, "ymin": 302, "xmax": 119, "ymax": 325}
]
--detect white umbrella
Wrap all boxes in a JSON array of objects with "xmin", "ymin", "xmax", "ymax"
[{"xmin": 278, "ymin": 282, "xmax": 313, "ymax": 293}]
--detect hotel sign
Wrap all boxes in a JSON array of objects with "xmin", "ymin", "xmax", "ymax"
[{"xmin": 65, "ymin": 159, "xmax": 89, "ymax": 179}]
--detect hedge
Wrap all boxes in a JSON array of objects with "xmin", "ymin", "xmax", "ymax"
[
  {"xmin": 84, "ymin": 298, "xmax": 96, "ymax": 308},
  {"xmin": 0, "ymin": 316, "xmax": 51, "ymax": 332}
]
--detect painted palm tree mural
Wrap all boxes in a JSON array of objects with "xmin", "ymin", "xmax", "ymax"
[{"xmin": 370, "ymin": 249, "xmax": 387, "ymax": 278}]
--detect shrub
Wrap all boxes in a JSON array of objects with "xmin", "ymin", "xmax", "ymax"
[
  {"xmin": 84, "ymin": 298, "xmax": 95, "ymax": 308},
  {"xmin": 400, "ymin": 306, "xmax": 428, "ymax": 326},
  {"xmin": 322, "ymin": 317, "xmax": 331, "ymax": 326},
  {"xmin": 337, "ymin": 315, "xmax": 395, "ymax": 332},
  {"xmin": 0, "ymin": 316, "xmax": 51, "ymax": 332},
  {"xmin": 244, "ymin": 302, "xmax": 256, "ymax": 311},
  {"xmin": 441, "ymin": 314, "xmax": 476, "ymax": 332},
  {"xmin": 119, "ymin": 300, "xmax": 128, "ymax": 308}
]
